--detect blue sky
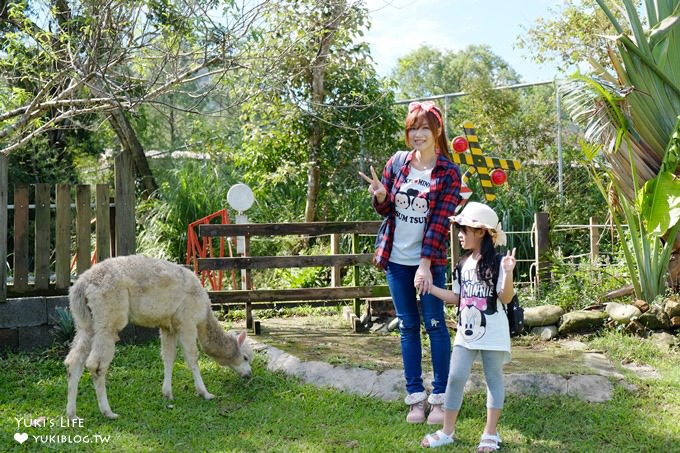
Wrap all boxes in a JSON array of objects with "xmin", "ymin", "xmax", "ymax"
[{"xmin": 363, "ymin": 0, "xmax": 569, "ymax": 83}]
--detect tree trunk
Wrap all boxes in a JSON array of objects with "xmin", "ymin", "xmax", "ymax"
[
  {"xmin": 108, "ymin": 109, "xmax": 158, "ymax": 200},
  {"xmin": 303, "ymin": 1, "xmax": 344, "ymax": 222},
  {"xmin": 304, "ymin": 162, "xmax": 320, "ymax": 222}
]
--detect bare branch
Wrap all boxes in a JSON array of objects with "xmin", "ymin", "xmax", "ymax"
[{"xmin": 1, "ymin": 103, "xmax": 120, "ymax": 155}]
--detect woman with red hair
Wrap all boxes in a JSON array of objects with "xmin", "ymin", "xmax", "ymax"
[{"xmin": 360, "ymin": 101, "xmax": 462, "ymax": 425}]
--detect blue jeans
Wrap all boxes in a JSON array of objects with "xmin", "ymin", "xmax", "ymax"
[{"xmin": 386, "ymin": 261, "xmax": 451, "ymax": 395}]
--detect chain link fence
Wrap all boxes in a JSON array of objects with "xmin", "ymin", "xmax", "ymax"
[{"xmin": 395, "ymin": 82, "xmax": 613, "ymax": 288}]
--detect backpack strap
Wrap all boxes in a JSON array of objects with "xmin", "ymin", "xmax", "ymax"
[
  {"xmin": 493, "ymin": 253, "xmax": 512, "ymax": 316},
  {"xmin": 485, "ymin": 253, "xmax": 503, "ymax": 315},
  {"xmin": 454, "ymin": 254, "xmax": 469, "ymax": 318},
  {"xmin": 493, "ymin": 253, "xmax": 503, "ymax": 287},
  {"xmin": 390, "ymin": 150, "xmax": 409, "ymax": 180}
]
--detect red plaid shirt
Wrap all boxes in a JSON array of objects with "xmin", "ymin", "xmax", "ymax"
[{"xmin": 372, "ymin": 151, "xmax": 462, "ymax": 270}]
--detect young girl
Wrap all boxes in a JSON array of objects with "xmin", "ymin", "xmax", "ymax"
[
  {"xmin": 359, "ymin": 101, "xmax": 462, "ymax": 424},
  {"xmin": 419, "ymin": 202, "xmax": 516, "ymax": 451}
]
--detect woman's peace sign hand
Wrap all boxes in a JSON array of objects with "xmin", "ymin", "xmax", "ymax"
[
  {"xmin": 358, "ymin": 166, "xmax": 387, "ymax": 203},
  {"xmin": 501, "ymin": 247, "xmax": 517, "ymax": 273}
]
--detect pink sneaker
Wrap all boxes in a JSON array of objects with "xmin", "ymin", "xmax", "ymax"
[
  {"xmin": 405, "ymin": 391, "xmax": 428, "ymax": 423},
  {"xmin": 427, "ymin": 393, "xmax": 446, "ymax": 425}
]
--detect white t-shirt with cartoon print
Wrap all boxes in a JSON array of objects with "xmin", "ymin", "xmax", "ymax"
[
  {"xmin": 452, "ymin": 255, "xmax": 511, "ymax": 363},
  {"xmin": 390, "ymin": 167, "xmax": 431, "ymax": 266}
]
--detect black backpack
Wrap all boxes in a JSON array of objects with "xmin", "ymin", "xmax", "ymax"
[
  {"xmin": 504, "ymin": 292, "xmax": 525, "ymax": 337},
  {"xmin": 455, "ymin": 253, "xmax": 524, "ymax": 337}
]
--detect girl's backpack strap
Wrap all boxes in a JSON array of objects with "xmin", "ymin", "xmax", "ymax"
[{"xmin": 454, "ymin": 254, "xmax": 469, "ymax": 317}]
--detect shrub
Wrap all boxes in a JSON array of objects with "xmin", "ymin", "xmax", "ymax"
[{"xmin": 50, "ymin": 306, "xmax": 75, "ymax": 348}]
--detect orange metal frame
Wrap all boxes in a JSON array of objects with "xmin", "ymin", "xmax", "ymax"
[{"xmin": 185, "ymin": 208, "xmax": 237, "ymax": 290}]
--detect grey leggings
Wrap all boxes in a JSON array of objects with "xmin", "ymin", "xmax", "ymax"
[{"xmin": 442, "ymin": 346, "xmax": 505, "ymax": 411}]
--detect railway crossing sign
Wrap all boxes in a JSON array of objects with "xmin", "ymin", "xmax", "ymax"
[{"xmin": 451, "ymin": 121, "xmax": 521, "ymax": 205}]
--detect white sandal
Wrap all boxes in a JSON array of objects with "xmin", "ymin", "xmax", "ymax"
[
  {"xmin": 421, "ymin": 430, "xmax": 454, "ymax": 448},
  {"xmin": 477, "ymin": 433, "xmax": 502, "ymax": 452}
]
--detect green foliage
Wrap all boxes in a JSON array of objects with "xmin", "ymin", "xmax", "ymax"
[
  {"xmin": 221, "ymin": 305, "xmax": 344, "ymax": 322},
  {"xmin": 538, "ymin": 253, "xmax": 630, "ymax": 312},
  {"xmin": 555, "ymin": 0, "xmax": 680, "ymax": 303},
  {"xmin": 236, "ymin": 0, "xmax": 402, "ymax": 222},
  {"xmin": 6, "ymin": 137, "xmax": 76, "ymax": 185},
  {"xmin": 49, "ymin": 307, "xmax": 75, "ymax": 349},
  {"xmin": 571, "ymin": 87, "xmax": 680, "ymax": 302},
  {"xmin": 136, "ymin": 158, "xmax": 240, "ymax": 262},
  {"xmin": 392, "ymin": 44, "xmax": 520, "ymax": 99},
  {"xmin": 516, "ymin": 0, "xmax": 631, "ymax": 73}
]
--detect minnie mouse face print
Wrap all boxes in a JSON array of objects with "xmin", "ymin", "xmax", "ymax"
[{"xmin": 459, "ymin": 302, "xmax": 487, "ymax": 342}]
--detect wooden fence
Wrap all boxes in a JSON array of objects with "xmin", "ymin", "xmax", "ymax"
[
  {"xmin": 196, "ymin": 214, "xmax": 616, "ymax": 333},
  {"xmin": 0, "ymin": 152, "xmax": 136, "ymax": 301},
  {"xmin": 197, "ymin": 221, "xmax": 393, "ymax": 333}
]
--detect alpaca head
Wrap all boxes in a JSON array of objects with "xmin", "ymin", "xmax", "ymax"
[{"xmin": 213, "ymin": 331, "xmax": 253, "ymax": 378}]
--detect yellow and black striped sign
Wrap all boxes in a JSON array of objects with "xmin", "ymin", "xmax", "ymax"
[{"xmin": 451, "ymin": 121, "xmax": 521, "ymax": 202}]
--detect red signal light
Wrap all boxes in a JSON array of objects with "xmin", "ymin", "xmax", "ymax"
[
  {"xmin": 452, "ymin": 136, "xmax": 468, "ymax": 153},
  {"xmin": 490, "ymin": 168, "xmax": 507, "ymax": 186}
]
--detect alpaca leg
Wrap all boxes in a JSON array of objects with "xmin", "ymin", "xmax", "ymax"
[
  {"xmin": 178, "ymin": 326, "xmax": 213, "ymax": 399},
  {"xmin": 160, "ymin": 328, "xmax": 178, "ymax": 399},
  {"xmin": 64, "ymin": 330, "xmax": 92, "ymax": 420},
  {"xmin": 86, "ymin": 331, "xmax": 119, "ymax": 419}
]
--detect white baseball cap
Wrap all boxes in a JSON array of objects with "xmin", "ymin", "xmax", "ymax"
[{"xmin": 451, "ymin": 202, "xmax": 507, "ymax": 246}]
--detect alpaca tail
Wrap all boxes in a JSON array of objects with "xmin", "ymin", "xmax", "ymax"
[
  {"xmin": 64, "ymin": 279, "xmax": 94, "ymax": 367},
  {"xmin": 68, "ymin": 279, "xmax": 93, "ymax": 331}
]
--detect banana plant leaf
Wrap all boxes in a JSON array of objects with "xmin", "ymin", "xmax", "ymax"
[
  {"xmin": 638, "ymin": 117, "xmax": 680, "ymax": 237},
  {"xmin": 638, "ymin": 171, "xmax": 680, "ymax": 237}
]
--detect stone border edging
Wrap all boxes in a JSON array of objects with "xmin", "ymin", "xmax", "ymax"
[{"xmin": 250, "ymin": 341, "xmax": 644, "ymax": 403}]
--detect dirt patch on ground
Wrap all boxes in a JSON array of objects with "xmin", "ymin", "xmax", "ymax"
[{"xmin": 242, "ymin": 315, "xmax": 597, "ymax": 375}]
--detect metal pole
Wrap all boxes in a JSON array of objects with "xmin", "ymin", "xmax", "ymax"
[
  {"xmin": 555, "ymin": 79, "xmax": 564, "ymax": 205},
  {"xmin": 395, "ymin": 80, "xmax": 555, "ymax": 104},
  {"xmin": 444, "ymin": 95, "xmax": 449, "ymax": 138}
]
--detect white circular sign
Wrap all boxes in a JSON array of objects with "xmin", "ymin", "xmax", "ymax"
[{"xmin": 227, "ymin": 183, "xmax": 254, "ymax": 212}]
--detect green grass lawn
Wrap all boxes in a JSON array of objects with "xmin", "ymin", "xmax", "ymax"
[{"xmin": 1, "ymin": 328, "xmax": 679, "ymax": 452}]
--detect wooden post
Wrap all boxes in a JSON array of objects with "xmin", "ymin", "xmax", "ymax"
[
  {"xmin": 534, "ymin": 212, "xmax": 550, "ymax": 293},
  {"xmin": 114, "ymin": 151, "xmax": 136, "ymax": 256},
  {"xmin": 590, "ymin": 216, "xmax": 599, "ymax": 264},
  {"xmin": 76, "ymin": 185, "xmax": 92, "ymax": 275},
  {"xmin": 95, "ymin": 184, "xmax": 111, "ymax": 263},
  {"xmin": 109, "ymin": 196, "xmax": 116, "ymax": 257},
  {"xmin": 55, "ymin": 184, "xmax": 72, "ymax": 289},
  {"xmin": 34, "ymin": 184, "xmax": 51, "ymax": 289},
  {"xmin": 352, "ymin": 232, "xmax": 361, "ymax": 317},
  {"xmin": 330, "ymin": 233, "xmax": 340, "ymax": 287},
  {"xmin": 241, "ymin": 235, "xmax": 257, "ymax": 334},
  {"xmin": 13, "ymin": 185, "xmax": 29, "ymax": 292},
  {"xmin": 0, "ymin": 154, "xmax": 7, "ymax": 301}
]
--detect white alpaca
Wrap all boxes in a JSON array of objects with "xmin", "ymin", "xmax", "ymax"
[{"xmin": 64, "ymin": 255, "xmax": 253, "ymax": 419}]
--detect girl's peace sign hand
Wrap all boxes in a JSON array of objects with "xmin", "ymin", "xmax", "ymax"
[
  {"xmin": 358, "ymin": 166, "xmax": 387, "ymax": 202},
  {"xmin": 501, "ymin": 247, "xmax": 517, "ymax": 273}
]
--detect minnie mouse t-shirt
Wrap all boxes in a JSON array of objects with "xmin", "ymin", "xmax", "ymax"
[{"xmin": 452, "ymin": 255, "xmax": 511, "ymax": 363}]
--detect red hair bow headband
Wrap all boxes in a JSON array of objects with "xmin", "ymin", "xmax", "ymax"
[{"xmin": 408, "ymin": 101, "xmax": 443, "ymax": 127}]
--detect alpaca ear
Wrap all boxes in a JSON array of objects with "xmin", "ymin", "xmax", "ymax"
[{"xmin": 237, "ymin": 331, "xmax": 247, "ymax": 346}]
